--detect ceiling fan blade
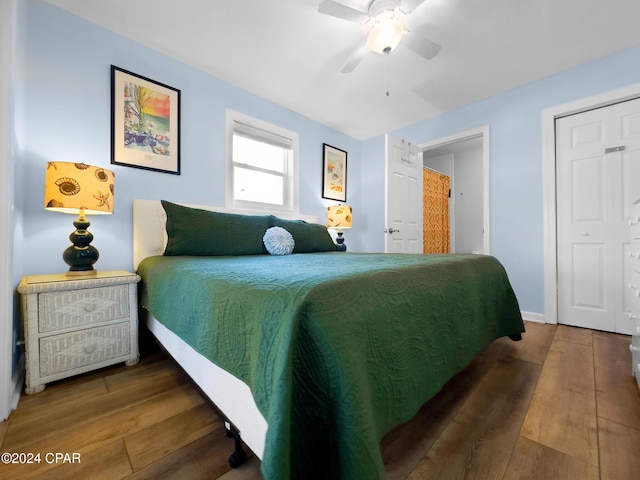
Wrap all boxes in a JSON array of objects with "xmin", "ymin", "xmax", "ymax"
[
  {"xmin": 318, "ymin": 0, "xmax": 369, "ymax": 23},
  {"xmin": 400, "ymin": 0, "xmax": 427, "ymax": 15},
  {"xmin": 340, "ymin": 45, "xmax": 368, "ymax": 73},
  {"xmin": 402, "ymin": 31, "xmax": 441, "ymax": 60}
]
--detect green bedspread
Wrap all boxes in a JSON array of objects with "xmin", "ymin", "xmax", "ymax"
[{"xmin": 138, "ymin": 252, "xmax": 524, "ymax": 479}]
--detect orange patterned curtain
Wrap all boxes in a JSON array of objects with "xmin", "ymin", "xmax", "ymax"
[{"xmin": 423, "ymin": 168, "xmax": 450, "ymax": 254}]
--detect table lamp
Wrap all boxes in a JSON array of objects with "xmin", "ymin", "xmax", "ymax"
[
  {"xmin": 44, "ymin": 162, "xmax": 115, "ymax": 275},
  {"xmin": 327, "ymin": 204, "xmax": 352, "ymax": 252}
]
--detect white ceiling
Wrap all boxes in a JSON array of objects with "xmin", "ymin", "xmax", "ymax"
[{"xmin": 42, "ymin": 0, "xmax": 640, "ymax": 140}]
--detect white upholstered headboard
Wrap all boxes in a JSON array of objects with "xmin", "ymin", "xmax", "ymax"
[{"xmin": 132, "ymin": 199, "xmax": 319, "ymax": 270}]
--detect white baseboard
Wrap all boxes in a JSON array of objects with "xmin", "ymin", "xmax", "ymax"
[
  {"xmin": 521, "ymin": 311, "xmax": 547, "ymax": 324},
  {"xmin": 9, "ymin": 353, "xmax": 24, "ymax": 417}
]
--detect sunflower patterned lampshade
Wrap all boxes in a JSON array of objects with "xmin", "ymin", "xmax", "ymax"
[
  {"xmin": 44, "ymin": 162, "xmax": 115, "ymax": 275},
  {"xmin": 326, "ymin": 204, "xmax": 352, "ymax": 252}
]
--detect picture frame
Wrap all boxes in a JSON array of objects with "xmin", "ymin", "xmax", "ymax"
[
  {"xmin": 321, "ymin": 143, "xmax": 347, "ymax": 202},
  {"xmin": 111, "ymin": 65, "xmax": 181, "ymax": 175}
]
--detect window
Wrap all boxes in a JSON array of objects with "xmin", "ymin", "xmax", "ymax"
[{"xmin": 226, "ymin": 111, "xmax": 299, "ymax": 213}]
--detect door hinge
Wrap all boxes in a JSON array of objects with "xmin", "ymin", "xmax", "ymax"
[{"xmin": 604, "ymin": 145, "xmax": 625, "ymax": 154}]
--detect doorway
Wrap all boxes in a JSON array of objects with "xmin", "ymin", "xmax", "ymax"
[{"xmin": 421, "ymin": 126, "xmax": 489, "ymax": 254}]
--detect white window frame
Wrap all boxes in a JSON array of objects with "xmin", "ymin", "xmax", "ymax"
[{"xmin": 225, "ymin": 110, "xmax": 299, "ymax": 214}]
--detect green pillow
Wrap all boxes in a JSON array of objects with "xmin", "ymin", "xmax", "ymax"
[
  {"xmin": 268, "ymin": 216, "xmax": 337, "ymax": 253},
  {"xmin": 162, "ymin": 200, "xmax": 268, "ymax": 256}
]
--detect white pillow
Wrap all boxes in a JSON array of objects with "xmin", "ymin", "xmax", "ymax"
[{"xmin": 263, "ymin": 226, "xmax": 295, "ymax": 255}]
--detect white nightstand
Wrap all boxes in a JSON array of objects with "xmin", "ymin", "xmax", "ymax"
[{"xmin": 18, "ymin": 270, "xmax": 141, "ymax": 394}]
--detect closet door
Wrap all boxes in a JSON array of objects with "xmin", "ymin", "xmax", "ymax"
[{"xmin": 556, "ymin": 98, "xmax": 640, "ymax": 334}]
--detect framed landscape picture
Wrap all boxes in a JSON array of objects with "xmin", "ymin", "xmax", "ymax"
[
  {"xmin": 111, "ymin": 66, "xmax": 181, "ymax": 175},
  {"xmin": 322, "ymin": 143, "xmax": 347, "ymax": 202}
]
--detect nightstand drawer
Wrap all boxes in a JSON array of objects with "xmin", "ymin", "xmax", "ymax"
[
  {"xmin": 38, "ymin": 284, "xmax": 130, "ymax": 333},
  {"xmin": 39, "ymin": 322, "xmax": 131, "ymax": 377}
]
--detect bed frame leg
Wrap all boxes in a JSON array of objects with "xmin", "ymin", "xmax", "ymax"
[{"xmin": 224, "ymin": 421, "xmax": 248, "ymax": 468}]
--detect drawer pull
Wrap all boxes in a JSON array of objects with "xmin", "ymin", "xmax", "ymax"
[
  {"xmin": 628, "ymin": 252, "xmax": 640, "ymax": 261},
  {"xmin": 83, "ymin": 303, "xmax": 97, "ymax": 312},
  {"xmin": 629, "ymin": 283, "xmax": 640, "ymax": 297},
  {"xmin": 630, "ymin": 345, "xmax": 640, "ymax": 353},
  {"xmin": 630, "ymin": 216, "xmax": 640, "ymax": 227},
  {"xmin": 83, "ymin": 344, "xmax": 97, "ymax": 354}
]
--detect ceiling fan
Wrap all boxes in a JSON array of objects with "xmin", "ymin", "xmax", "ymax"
[{"xmin": 318, "ymin": 0, "xmax": 441, "ymax": 73}]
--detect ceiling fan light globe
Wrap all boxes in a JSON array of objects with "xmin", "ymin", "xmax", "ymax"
[{"xmin": 366, "ymin": 18, "xmax": 404, "ymax": 55}]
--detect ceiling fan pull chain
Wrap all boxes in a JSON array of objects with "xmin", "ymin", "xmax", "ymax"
[{"xmin": 386, "ymin": 69, "xmax": 390, "ymax": 97}]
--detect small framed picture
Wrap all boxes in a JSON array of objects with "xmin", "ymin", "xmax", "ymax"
[
  {"xmin": 111, "ymin": 66, "xmax": 181, "ymax": 175},
  {"xmin": 322, "ymin": 143, "xmax": 347, "ymax": 202}
]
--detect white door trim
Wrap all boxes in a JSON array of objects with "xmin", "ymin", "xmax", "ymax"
[
  {"xmin": 542, "ymin": 82, "xmax": 640, "ymax": 325},
  {"xmin": 0, "ymin": 0, "xmax": 16, "ymax": 421},
  {"xmin": 419, "ymin": 125, "xmax": 490, "ymax": 254}
]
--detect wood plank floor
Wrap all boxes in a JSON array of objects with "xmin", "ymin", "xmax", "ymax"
[{"xmin": 2, "ymin": 322, "xmax": 640, "ymax": 479}]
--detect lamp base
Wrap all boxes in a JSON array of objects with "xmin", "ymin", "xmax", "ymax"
[
  {"xmin": 336, "ymin": 231, "xmax": 347, "ymax": 252},
  {"xmin": 63, "ymin": 210, "xmax": 99, "ymax": 275}
]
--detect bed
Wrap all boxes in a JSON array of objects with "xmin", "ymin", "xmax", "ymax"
[{"xmin": 133, "ymin": 198, "xmax": 525, "ymax": 480}]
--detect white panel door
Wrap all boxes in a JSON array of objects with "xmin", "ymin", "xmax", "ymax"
[
  {"xmin": 556, "ymin": 98, "xmax": 640, "ymax": 334},
  {"xmin": 384, "ymin": 134, "xmax": 423, "ymax": 253}
]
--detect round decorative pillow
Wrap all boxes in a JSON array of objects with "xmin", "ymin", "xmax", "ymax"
[{"xmin": 263, "ymin": 226, "xmax": 295, "ymax": 255}]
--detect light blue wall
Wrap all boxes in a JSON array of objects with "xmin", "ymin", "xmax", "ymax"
[
  {"xmin": 15, "ymin": 0, "xmax": 362, "ymax": 279},
  {"xmin": 359, "ymin": 135, "xmax": 386, "ymax": 252},
  {"xmin": 14, "ymin": 0, "xmax": 640, "ymax": 320},
  {"xmin": 361, "ymin": 45, "xmax": 640, "ymax": 315}
]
